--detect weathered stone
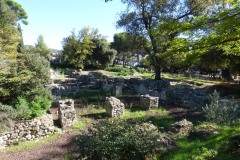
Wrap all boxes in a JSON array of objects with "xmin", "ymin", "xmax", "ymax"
[
  {"xmin": 112, "ymin": 84, "xmax": 122, "ymax": 96},
  {"xmin": 0, "ymin": 136, "xmax": 5, "ymax": 150},
  {"xmin": 164, "ymin": 86, "xmax": 208, "ymax": 108},
  {"xmin": 0, "ymin": 113, "xmax": 55, "ymax": 149},
  {"xmin": 171, "ymin": 119, "xmax": 193, "ymax": 136},
  {"xmin": 58, "ymin": 99, "xmax": 77, "ymax": 130},
  {"xmin": 140, "ymin": 94, "xmax": 159, "ymax": 110},
  {"xmin": 105, "ymin": 97, "xmax": 125, "ymax": 117}
]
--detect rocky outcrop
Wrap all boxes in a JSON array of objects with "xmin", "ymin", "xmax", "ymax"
[
  {"xmin": 170, "ymin": 119, "xmax": 193, "ymax": 136},
  {"xmin": 140, "ymin": 94, "xmax": 159, "ymax": 110},
  {"xmin": 58, "ymin": 99, "xmax": 77, "ymax": 130},
  {"xmin": 0, "ymin": 114, "xmax": 56, "ymax": 149},
  {"xmin": 105, "ymin": 97, "xmax": 125, "ymax": 117}
]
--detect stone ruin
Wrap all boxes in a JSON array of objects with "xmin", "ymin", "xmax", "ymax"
[
  {"xmin": 170, "ymin": 119, "xmax": 193, "ymax": 136},
  {"xmin": 105, "ymin": 97, "xmax": 125, "ymax": 117},
  {"xmin": 0, "ymin": 114, "xmax": 56, "ymax": 149},
  {"xmin": 58, "ymin": 99, "xmax": 77, "ymax": 130},
  {"xmin": 112, "ymin": 84, "xmax": 122, "ymax": 97},
  {"xmin": 140, "ymin": 94, "xmax": 159, "ymax": 110}
]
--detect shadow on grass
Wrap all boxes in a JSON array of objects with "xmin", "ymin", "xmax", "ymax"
[
  {"xmin": 161, "ymin": 126, "xmax": 240, "ymax": 160},
  {"xmin": 81, "ymin": 112, "xmax": 109, "ymax": 120}
]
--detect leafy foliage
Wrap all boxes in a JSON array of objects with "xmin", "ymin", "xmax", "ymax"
[
  {"xmin": 74, "ymin": 120, "xmax": 173, "ymax": 160},
  {"xmin": 35, "ymin": 35, "xmax": 51, "ymax": 60},
  {"xmin": 0, "ymin": 1, "xmax": 52, "ymax": 118},
  {"xmin": 202, "ymin": 91, "xmax": 240, "ymax": 126},
  {"xmin": 192, "ymin": 147, "xmax": 218, "ymax": 160},
  {"xmin": 62, "ymin": 27, "xmax": 117, "ymax": 69}
]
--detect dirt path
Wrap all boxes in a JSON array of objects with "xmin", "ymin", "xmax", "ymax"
[{"xmin": 0, "ymin": 131, "xmax": 79, "ymax": 160}]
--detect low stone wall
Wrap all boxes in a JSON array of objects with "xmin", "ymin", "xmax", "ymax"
[
  {"xmin": 105, "ymin": 97, "xmax": 125, "ymax": 117},
  {"xmin": 140, "ymin": 94, "xmax": 159, "ymax": 110},
  {"xmin": 0, "ymin": 114, "xmax": 55, "ymax": 149},
  {"xmin": 58, "ymin": 99, "xmax": 77, "ymax": 130}
]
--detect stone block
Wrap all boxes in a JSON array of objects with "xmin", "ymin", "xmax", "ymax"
[
  {"xmin": 105, "ymin": 97, "xmax": 125, "ymax": 117},
  {"xmin": 58, "ymin": 99, "xmax": 77, "ymax": 130},
  {"xmin": 140, "ymin": 94, "xmax": 159, "ymax": 110},
  {"xmin": 112, "ymin": 84, "xmax": 122, "ymax": 96}
]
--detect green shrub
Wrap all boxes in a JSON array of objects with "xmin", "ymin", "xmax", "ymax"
[
  {"xmin": 192, "ymin": 147, "xmax": 218, "ymax": 160},
  {"xmin": 29, "ymin": 96, "xmax": 51, "ymax": 117},
  {"xmin": 0, "ymin": 103, "xmax": 15, "ymax": 132},
  {"xmin": 106, "ymin": 66, "xmax": 135, "ymax": 76},
  {"xmin": 74, "ymin": 120, "xmax": 175, "ymax": 160},
  {"xmin": 14, "ymin": 96, "xmax": 51, "ymax": 120},
  {"xmin": 15, "ymin": 97, "xmax": 32, "ymax": 120},
  {"xmin": 202, "ymin": 91, "xmax": 240, "ymax": 126}
]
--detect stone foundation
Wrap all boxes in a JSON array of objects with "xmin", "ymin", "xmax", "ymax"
[
  {"xmin": 140, "ymin": 94, "xmax": 159, "ymax": 110},
  {"xmin": 0, "ymin": 114, "xmax": 55, "ymax": 149},
  {"xmin": 105, "ymin": 97, "xmax": 125, "ymax": 117},
  {"xmin": 58, "ymin": 99, "xmax": 77, "ymax": 130}
]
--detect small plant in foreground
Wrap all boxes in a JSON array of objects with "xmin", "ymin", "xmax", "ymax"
[
  {"xmin": 74, "ymin": 120, "xmax": 177, "ymax": 160},
  {"xmin": 202, "ymin": 90, "xmax": 240, "ymax": 126},
  {"xmin": 192, "ymin": 147, "xmax": 218, "ymax": 160}
]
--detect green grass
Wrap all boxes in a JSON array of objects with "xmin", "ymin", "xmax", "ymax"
[
  {"xmin": 62, "ymin": 89, "xmax": 111, "ymax": 102},
  {"xmin": 3, "ymin": 133, "xmax": 61, "ymax": 154},
  {"xmin": 120, "ymin": 108, "xmax": 169, "ymax": 123},
  {"xmin": 161, "ymin": 125, "xmax": 240, "ymax": 160},
  {"xmin": 162, "ymin": 73, "xmax": 222, "ymax": 85}
]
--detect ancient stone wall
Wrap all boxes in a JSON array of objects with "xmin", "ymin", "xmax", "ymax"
[
  {"xmin": 140, "ymin": 94, "xmax": 159, "ymax": 110},
  {"xmin": 0, "ymin": 114, "xmax": 55, "ymax": 149},
  {"xmin": 58, "ymin": 99, "xmax": 77, "ymax": 130},
  {"xmin": 105, "ymin": 97, "xmax": 125, "ymax": 117}
]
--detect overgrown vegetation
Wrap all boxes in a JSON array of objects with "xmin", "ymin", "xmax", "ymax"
[
  {"xmin": 202, "ymin": 91, "xmax": 240, "ymax": 126},
  {"xmin": 74, "ymin": 120, "xmax": 173, "ymax": 160}
]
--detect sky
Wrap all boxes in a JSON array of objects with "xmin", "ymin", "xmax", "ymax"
[{"xmin": 14, "ymin": 0, "xmax": 126, "ymax": 50}]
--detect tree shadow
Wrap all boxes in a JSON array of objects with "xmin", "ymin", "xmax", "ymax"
[{"xmin": 81, "ymin": 112, "xmax": 109, "ymax": 120}]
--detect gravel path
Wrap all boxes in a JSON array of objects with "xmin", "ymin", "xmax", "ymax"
[{"xmin": 0, "ymin": 131, "xmax": 79, "ymax": 160}]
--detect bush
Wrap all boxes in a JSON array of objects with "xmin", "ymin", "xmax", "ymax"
[
  {"xmin": 202, "ymin": 90, "xmax": 240, "ymax": 126},
  {"xmin": 14, "ymin": 96, "xmax": 51, "ymax": 120},
  {"xmin": 0, "ymin": 103, "xmax": 15, "ymax": 132},
  {"xmin": 74, "ymin": 120, "xmax": 177, "ymax": 160},
  {"xmin": 15, "ymin": 97, "xmax": 32, "ymax": 120},
  {"xmin": 192, "ymin": 147, "xmax": 218, "ymax": 160},
  {"xmin": 29, "ymin": 96, "xmax": 51, "ymax": 117}
]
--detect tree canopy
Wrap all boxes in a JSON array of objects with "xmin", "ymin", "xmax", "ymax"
[{"xmin": 112, "ymin": 0, "xmax": 240, "ymax": 79}]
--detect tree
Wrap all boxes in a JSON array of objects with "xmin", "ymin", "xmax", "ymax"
[
  {"xmin": 0, "ymin": 0, "xmax": 52, "ymax": 117},
  {"xmin": 0, "ymin": 0, "xmax": 27, "ymax": 102},
  {"xmin": 111, "ymin": 32, "xmax": 132, "ymax": 67},
  {"xmin": 114, "ymin": 0, "xmax": 238, "ymax": 79},
  {"xmin": 35, "ymin": 35, "xmax": 51, "ymax": 60},
  {"xmin": 111, "ymin": 32, "xmax": 148, "ymax": 67},
  {"xmin": 62, "ymin": 27, "xmax": 97, "ymax": 69},
  {"xmin": 87, "ymin": 38, "xmax": 117, "ymax": 68}
]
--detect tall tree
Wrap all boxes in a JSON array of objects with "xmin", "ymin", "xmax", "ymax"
[
  {"xmin": 62, "ymin": 27, "xmax": 98, "ymax": 69},
  {"xmin": 87, "ymin": 38, "xmax": 117, "ymax": 68},
  {"xmin": 111, "ymin": 32, "xmax": 148, "ymax": 67},
  {"xmin": 0, "ymin": 0, "xmax": 27, "ymax": 102},
  {"xmin": 35, "ymin": 35, "xmax": 51, "ymax": 60},
  {"xmin": 114, "ymin": 0, "xmax": 222, "ymax": 79}
]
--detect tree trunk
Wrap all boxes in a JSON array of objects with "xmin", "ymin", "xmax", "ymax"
[
  {"xmin": 154, "ymin": 65, "xmax": 161, "ymax": 80},
  {"xmin": 122, "ymin": 53, "xmax": 126, "ymax": 68},
  {"xmin": 222, "ymin": 68, "xmax": 233, "ymax": 81}
]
